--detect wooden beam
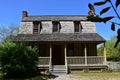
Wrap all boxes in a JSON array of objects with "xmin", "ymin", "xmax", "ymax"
[
  {"xmin": 50, "ymin": 44, "xmax": 52, "ymax": 59},
  {"xmin": 49, "ymin": 44, "xmax": 52, "ymax": 72},
  {"xmin": 65, "ymin": 44, "xmax": 67, "ymax": 62},
  {"xmin": 104, "ymin": 43, "xmax": 107, "ymax": 65},
  {"xmin": 84, "ymin": 44, "xmax": 87, "ymax": 66},
  {"xmin": 65, "ymin": 44, "xmax": 68, "ymax": 73}
]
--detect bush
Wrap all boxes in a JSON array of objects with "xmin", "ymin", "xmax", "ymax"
[{"xmin": 0, "ymin": 41, "xmax": 39, "ymax": 78}]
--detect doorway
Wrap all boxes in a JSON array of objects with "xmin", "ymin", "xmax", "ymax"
[{"xmin": 52, "ymin": 45, "xmax": 64, "ymax": 65}]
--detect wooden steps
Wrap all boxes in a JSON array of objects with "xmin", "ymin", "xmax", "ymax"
[{"xmin": 50, "ymin": 65, "xmax": 67, "ymax": 74}]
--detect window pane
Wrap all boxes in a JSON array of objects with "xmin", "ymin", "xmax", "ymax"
[
  {"xmin": 53, "ymin": 21, "xmax": 59, "ymax": 32},
  {"xmin": 53, "ymin": 24, "xmax": 58, "ymax": 32},
  {"xmin": 33, "ymin": 21, "xmax": 39, "ymax": 33},
  {"xmin": 75, "ymin": 24, "xmax": 79, "ymax": 32},
  {"xmin": 74, "ymin": 21, "xmax": 80, "ymax": 32}
]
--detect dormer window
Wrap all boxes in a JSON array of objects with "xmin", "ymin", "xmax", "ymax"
[
  {"xmin": 74, "ymin": 21, "xmax": 82, "ymax": 33},
  {"xmin": 33, "ymin": 21, "xmax": 41, "ymax": 34},
  {"xmin": 52, "ymin": 21, "xmax": 60, "ymax": 33}
]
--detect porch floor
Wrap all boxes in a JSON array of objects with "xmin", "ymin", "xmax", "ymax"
[
  {"xmin": 68, "ymin": 65, "xmax": 108, "ymax": 73},
  {"xmin": 37, "ymin": 64, "xmax": 108, "ymax": 73}
]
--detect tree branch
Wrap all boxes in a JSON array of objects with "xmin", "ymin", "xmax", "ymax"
[
  {"xmin": 108, "ymin": 21, "xmax": 120, "ymax": 26},
  {"xmin": 109, "ymin": 0, "xmax": 120, "ymax": 20}
]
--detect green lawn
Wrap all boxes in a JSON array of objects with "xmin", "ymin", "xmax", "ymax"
[
  {"xmin": 73, "ymin": 72, "xmax": 120, "ymax": 79},
  {"xmin": 1, "ymin": 72, "xmax": 120, "ymax": 80}
]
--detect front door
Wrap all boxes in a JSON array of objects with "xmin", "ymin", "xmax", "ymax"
[{"xmin": 52, "ymin": 45, "xmax": 64, "ymax": 65}]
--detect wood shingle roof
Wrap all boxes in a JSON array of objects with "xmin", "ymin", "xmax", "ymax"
[
  {"xmin": 12, "ymin": 33, "xmax": 105, "ymax": 43},
  {"xmin": 22, "ymin": 15, "xmax": 87, "ymax": 22}
]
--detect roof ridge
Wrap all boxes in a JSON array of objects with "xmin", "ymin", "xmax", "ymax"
[{"xmin": 28, "ymin": 15, "xmax": 87, "ymax": 17}]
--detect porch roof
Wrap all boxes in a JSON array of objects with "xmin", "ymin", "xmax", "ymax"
[{"xmin": 12, "ymin": 33, "xmax": 105, "ymax": 43}]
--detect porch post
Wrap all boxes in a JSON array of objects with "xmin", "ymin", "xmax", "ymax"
[
  {"xmin": 65, "ymin": 44, "xmax": 68, "ymax": 73},
  {"xmin": 84, "ymin": 44, "xmax": 87, "ymax": 66},
  {"xmin": 49, "ymin": 44, "xmax": 52, "ymax": 72},
  {"xmin": 104, "ymin": 43, "xmax": 107, "ymax": 65}
]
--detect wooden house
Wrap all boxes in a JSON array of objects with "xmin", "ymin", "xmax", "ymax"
[{"xmin": 12, "ymin": 11, "xmax": 108, "ymax": 73}]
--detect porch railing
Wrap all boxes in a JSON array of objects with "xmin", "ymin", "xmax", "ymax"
[
  {"xmin": 87, "ymin": 56, "xmax": 105, "ymax": 65},
  {"xmin": 37, "ymin": 56, "xmax": 105, "ymax": 67},
  {"xmin": 67, "ymin": 56, "xmax": 105, "ymax": 66},
  {"xmin": 37, "ymin": 57, "xmax": 50, "ymax": 66},
  {"xmin": 67, "ymin": 57, "xmax": 85, "ymax": 65}
]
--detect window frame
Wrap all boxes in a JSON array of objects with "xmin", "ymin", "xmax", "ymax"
[
  {"xmin": 33, "ymin": 21, "xmax": 41, "ymax": 34},
  {"xmin": 52, "ymin": 21, "xmax": 60, "ymax": 33},
  {"xmin": 74, "ymin": 21, "xmax": 82, "ymax": 33}
]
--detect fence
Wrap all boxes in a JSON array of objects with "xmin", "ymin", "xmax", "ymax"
[{"xmin": 107, "ymin": 61, "xmax": 120, "ymax": 71}]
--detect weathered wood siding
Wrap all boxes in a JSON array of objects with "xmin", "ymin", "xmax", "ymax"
[
  {"xmin": 41, "ymin": 21, "xmax": 52, "ymax": 34},
  {"xmin": 19, "ymin": 21, "xmax": 96, "ymax": 34},
  {"xmin": 30, "ymin": 42, "xmax": 97, "ymax": 57},
  {"xmin": 74, "ymin": 43, "xmax": 97, "ymax": 56},
  {"xmin": 60, "ymin": 21, "xmax": 74, "ymax": 33},
  {"xmin": 87, "ymin": 43, "xmax": 97, "ymax": 56},
  {"xmin": 81, "ymin": 21, "xmax": 96, "ymax": 33},
  {"xmin": 74, "ymin": 43, "xmax": 84, "ymax": 56},
  {"xmin": 19, "ymin": 22, "xmax": 33, "ymax": 34}
]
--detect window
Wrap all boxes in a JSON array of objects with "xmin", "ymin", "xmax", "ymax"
[
  {"xmin": 74, "ymin": 21, "xmax": 82, "ymax": 33},
  {"xmin": 52, "ymin": 21, "xmax": 60, "ymax": 33},
  {"xmin": 67, "ymin": 44, "xmax": 74, "ymax": 56},
  {"xmin": 33, "ymin": 21, "xmax": 41, "ymax": 34}
]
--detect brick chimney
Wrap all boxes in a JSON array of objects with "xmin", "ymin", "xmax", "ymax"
[
  {"xmin": 22, "ymin": 11, "xmax": 28, "ymax": 19},
  {"xmin": 88, "ymin": 10, "xmax": 94, "ymax": 16}
]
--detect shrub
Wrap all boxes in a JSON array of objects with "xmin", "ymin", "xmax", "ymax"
[{"xmin": 0, "ymin": 41, "xmax": 39, "ymax": 78}]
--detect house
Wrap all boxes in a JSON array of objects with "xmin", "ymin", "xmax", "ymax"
[{"xmin": 12, "ymin": 11, "xmax": 108, "ymax": 73}]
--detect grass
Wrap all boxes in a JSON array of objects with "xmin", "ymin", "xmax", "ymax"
[
  {"xmin": 73, "ymin": 72, "xmax": 120, "ymax": 79},
  {"xmin": 1, "ymin": 72, "xmax": 120, "ymax": 80}
]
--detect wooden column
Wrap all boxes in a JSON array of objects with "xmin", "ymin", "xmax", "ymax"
[
  {"xmin": 104, "ymin": 43, "xmax": 107, "ymax": 65},
  {"xmin": 65, "ymin": 44, "xmax": 67, "ymax": 63},
  {"xmin": 49, "ymin": 44, "xmax": 52, "ymax": 72},
  {"xmin": 84, "ymin": 44, "xmax": 87, "ymax": 66},
  {"xmin": 65, "ymin": 44, "xmax": 68, "ymax": 73}
]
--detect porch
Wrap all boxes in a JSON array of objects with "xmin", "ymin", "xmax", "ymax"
[
  {"xmin": 36, "ymin": 43, "xmax": 107, "ymax": 73},
  {"xmin": 37, "ymin": 56, "xmax": 107, "ymax": 73},
  {"xmin": 12, "ymin": 33, "xmax": 107, "ymax": 73}
]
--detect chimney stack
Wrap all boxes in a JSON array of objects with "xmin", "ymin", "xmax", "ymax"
[
  {"xmin": 22, "ymin": 11, "xmax": 28, "ymax": 19},
  {"xmin": 88, "ymin": 10, "xmax": 94, "ymax": 16}
]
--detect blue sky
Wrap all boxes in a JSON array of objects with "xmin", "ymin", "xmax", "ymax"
[{"xmin": 0, "ymin": 0, "xmax": 120, "ymax": 40}]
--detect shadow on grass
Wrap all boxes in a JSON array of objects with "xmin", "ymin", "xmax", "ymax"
[
  {"xmin": 0, "ymin": 72, "xmax": 59, "ymax": 80},
  {"xmin": 0, "ymin": 73, "xmax": 51, "ymax": 80}
]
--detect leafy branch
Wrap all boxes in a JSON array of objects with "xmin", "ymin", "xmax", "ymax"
[{"xmin": 87, "ymin": 0, "xmax": 120, "ymax": 48}]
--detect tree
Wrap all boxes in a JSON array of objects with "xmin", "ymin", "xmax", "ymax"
[
  {"xmin": 98, "ymin": 36, "xmax": 120, "ymax": 61},
  {"xmin": 0, "ymin": 41, "xmax": 39, "ymax": 78},
  {"xmin": 0, "ymin": 24, "xmax": 19, "ymax": 42},
  {"xmin": 87, "ymin": 0, "xmax": 120, "ymax": 48}
]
